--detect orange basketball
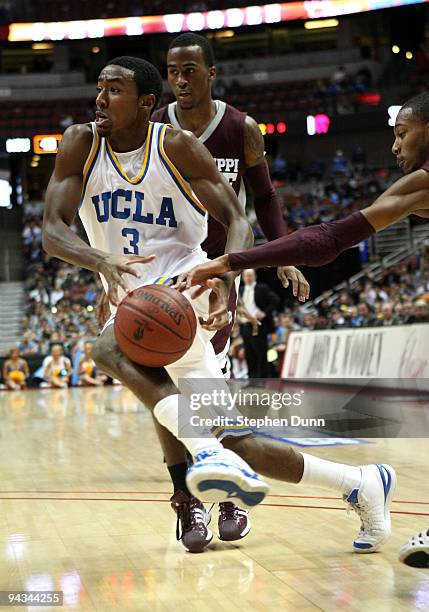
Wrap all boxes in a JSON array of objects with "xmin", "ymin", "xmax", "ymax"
[{"xmin": 114, "ymin": 284, "xmax": 197, "ymax": 367}]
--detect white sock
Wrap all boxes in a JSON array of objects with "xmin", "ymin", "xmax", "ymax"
[
  {"xmin": 154, "ymin": 394, "xmax": 222, "ymax": 458},
  {"xmin": 300, "ymin": 453, "xmax": 362, "ymax": 496}
]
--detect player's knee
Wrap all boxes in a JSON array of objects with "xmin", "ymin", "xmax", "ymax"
[
  {"xmin": 93, "ymin": 330, "xmax": 121, "ymax": 375},
  {"xmin": 222, "ymin": 434, "xmax": 255, "ymax": 464}
]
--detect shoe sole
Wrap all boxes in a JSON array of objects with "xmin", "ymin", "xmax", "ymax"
[
  {"xmin": 186, "ymin": 463, "xmax": 269, "ymax": 510},
  {"xmin": 398, "ymin": 546, "xmax": 429, "ymax": 568},
  {"xmin": 353, "ymin": 463, "xmax": 397, "ymax": 554}
]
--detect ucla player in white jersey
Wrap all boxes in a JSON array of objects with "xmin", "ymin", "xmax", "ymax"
[
  {"xmin": 43, "ymin": 56, "xmax": 270, "ymax": 512},
  {"xmin": 43, "ymin": 56, "xmax": 396, "ymax": 556}
]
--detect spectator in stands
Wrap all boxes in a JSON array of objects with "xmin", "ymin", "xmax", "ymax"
[
  {"xmin": 239, "ymin": 268, "xmax": 279, "ymax": 379},
  {"xmin": 271, "ymin": 312, "xmax": 300, "ymax": 356},
  {"xmin": 375, "ymin": 302, "xmax": 395, "ymax": 326},
  {"xmin": 19, "ymin": 330, "xmax": 39, "ymax": 355},
  {"xmin": 331, "ymin": 149, "xmax": 349, "ymax": 175},
  {"xmin": 332, "ymin": 66, "xmax": 346, "ymax": 84},
  {"xmin": 408, "ymin": 300, "xmax": 429, "ymax": 324},
  {"xmin": 329, "ymin": 308, "xmax": 348, "ymax": 329},
  {"xmin": 271, "ymin": 153, "xmax": 288, "ymax": 181},
  {"xmin": 229, "ymin": 323, "xmax": 248, "ymax": 379},
  {"xmin": 351, "ymin": 302, "xmax": 374, "ymax": 327},
  {"xmin": 78, "ymin": 342, "xmax": 107, "ymax": 386},
  {"xmin": 2, "ymin": 348, "xmax": 29, "ymax": 390},
  {"xmin": 41, "ymin": 344, "xmax": 72, "ymax": 389}
]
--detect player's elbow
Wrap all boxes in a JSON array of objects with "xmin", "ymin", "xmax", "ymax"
[
  {"xmin": 238, "ymin": 217, "xmax": 254, "ymax": 249},
  {"xmin": 42, "ymin": 220, "xmax": 60, "ymax": 256}
]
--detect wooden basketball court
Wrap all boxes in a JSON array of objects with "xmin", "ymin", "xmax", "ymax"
[{"xmin": 0, "ymin": 386, "xmax": 427, "ymax": 611}]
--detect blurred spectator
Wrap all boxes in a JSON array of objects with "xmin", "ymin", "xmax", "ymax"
[
  {"xmin": 374, "ymin": 302, "xmax": 395, "ymax": 326},
  {"xmin": 351, "ymin": 302, "xmax": 374, "ymax": 327},
  {"xmin": 332, "ymin": 66, "xmax": 346, "ymax": 86},
  {"xmin": 19, "ymin": 330, "xmax": 39, "ymax": 355},
  {"xmin": 229, "ymin": 323, "xmax": 248, "ymax": 379},
  {"xmin": 78, "ymin": 342, "xmax": 107, "ymax": 386},
  {"xmin": 41, "ymin": 344, "xmax": 72, "ymax": 389},
  {"xmin": 2, "ymin": 348, "xmax": 29, "ymax": 390},
  {"xmin": 331, "ymin": 149, "xmax": 349, "ymax": 175},
  {"xmin": 271, "ymin": 153, "xmax": 287, "ymax": 181},
  {"xmin": 408, "ymin": 300, "xmax": 429, "ymax": 324},
  {"xmin": 239, "ymin": 269, "xmax": 279, "ymax": 379}
]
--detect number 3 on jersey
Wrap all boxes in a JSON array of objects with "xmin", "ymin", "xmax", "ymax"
[{"xmin": 122, "ymin": 228, "xmax": 139, "ymax": 254}]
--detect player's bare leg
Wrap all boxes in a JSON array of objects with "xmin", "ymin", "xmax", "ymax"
[
  {"xmin": 93, "ymin": 326, "xmax": 269, "ymax": 506},
  {"xmin": 151, "ymin": 419, "xmax": 213, "ymax": 553},
  {"xmin": 224, "ymin": 435, "xmax": 396, "ymax": 552},
  {"xmin": 93, "ymin": 326, "xmax": 395, "ymax": 553}
]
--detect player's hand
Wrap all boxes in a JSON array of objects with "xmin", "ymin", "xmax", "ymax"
[
  {"xmin": 251, "ymin": 318, "xmax": 261, "ymax": 336},
  {"xmin": 198, "ymin": 278, "xmax": 231, "ymax": 331},
  {"xmin": 277, "ymin": 266, "xmax": 310, "ymax": 302},
  {"xmin": 95, "ymin": 290, "xmax": 110, "ymax": 327},
  {"xmin": 173, "ymin": 254, "xmax": 231, "ymax": 291},
  {"xmin": 97, "ymin": 253, "xmax": 156, "ymax": 306}
]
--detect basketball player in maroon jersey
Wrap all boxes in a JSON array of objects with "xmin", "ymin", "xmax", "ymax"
[
  {"xmin": 175, "ymin": 92, "xmax": 429, "ymax": 287},
  {"xmin": 150, "ymin": 32, "xmax": 309, "ymax": 551}
]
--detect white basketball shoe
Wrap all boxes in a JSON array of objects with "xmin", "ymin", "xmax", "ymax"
[
  {"xmin": 186, "ymin": 448, "xmax": 269, "ymax": 510},
  {"xmin": 344, "ymin": 464, "xmax": 396, "ymax": 553}
]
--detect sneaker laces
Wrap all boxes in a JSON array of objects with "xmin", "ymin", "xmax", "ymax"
[
  {"xmin": 220, "ymin": 502, "xmax": 238, "ymax": 521},
  {"xmin": 345, "ymin": 495, "xmax": 381, "ymax": 534},
  {"xmin": 174, "ymin": 497, "xmax": 208, "ymax": 541}
]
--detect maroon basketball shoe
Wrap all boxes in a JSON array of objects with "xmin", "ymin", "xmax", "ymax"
[
  {"xmin": 170, "ymin": 490, "xmax": 213, "ymax": 553},
  {"xmin": 218, "ymin": 502, "xmax": 251, "ymax": 541}
]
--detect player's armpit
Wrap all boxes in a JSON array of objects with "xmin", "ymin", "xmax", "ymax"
[
  {"xmin": 163, "ymin": 127, "xmax": 253, "ymax": 269},
  {"xmin": 362, "ymin": 169, "xmax": 429, "ymax": 231},
  {"xmin": 412, "ymin": 209, "xmax": 429, "ymax": 219}
]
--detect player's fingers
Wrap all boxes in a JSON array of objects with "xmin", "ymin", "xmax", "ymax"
[
  {"xmin": 191, "ymin": 285, "xmax": 209, "ymax": 299},
  {"xmin": 173, "ymin": 280, "xmax": 188, "ymax": 293},
  {"xmin": 277, "ymin": 268, "xmax": 289, "ymax": 289},
  {"xmin": 107, "ymin": 282, "xmax": 120, "ymax": 306},
  {"xmin": 287, "ymin": 270, "xmax": 299, "ymax": 297},
  {"xmin": 171, "ymin": 272, "xmax": 186, "ymax": 289},
  {"xmin": 297, "ymin": 272, "xmax": 310, "ymax": 302},
  {"xmin": 125, "ymin": 254, "xmax": 156, "ymax": 265},
  {"xmin": 110, "ymin": 270, "xmax": 130, "ymax": 297}
]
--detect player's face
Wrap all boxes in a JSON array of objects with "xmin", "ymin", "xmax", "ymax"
[
  {"xmin": 392, "ymin": 107, "xmax": 429, "ymax": 174},
  {"xmin": 95, "ymin": 65, "xmax": 141, "ymax": 136},
  {"xmin": 167, "ymin": 46, "xmax": 215, "ymax": 110}
]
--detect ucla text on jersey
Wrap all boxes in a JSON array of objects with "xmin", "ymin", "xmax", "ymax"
[{"xmin": 79, "ymin": 121, "xmax": 210, "ymax": 296}]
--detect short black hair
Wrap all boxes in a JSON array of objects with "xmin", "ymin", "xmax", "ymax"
[
  {"xmin": 105, "ymin": 56, "xmax": 162, "ymax": 107},
  {"xmin": 169, "ymin": 33, "xmax": 215, "ymax": 67},
  {"xmin": 401, "ymin": 92, "xmax": 429, "ymax": 123}
]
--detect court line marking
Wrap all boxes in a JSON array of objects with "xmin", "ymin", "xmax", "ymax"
[
  {"xmin": 0, "ymin": 497, "xmax": 427, "ymax": 516},
  {"xmin": 0, "ymin": 490, "xmax": 426, "ymax": 504}
]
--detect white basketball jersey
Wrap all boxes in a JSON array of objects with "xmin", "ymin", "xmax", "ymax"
[{"xmin": 79, "ymin": 121, "xmax": 209, "ymax": 300}]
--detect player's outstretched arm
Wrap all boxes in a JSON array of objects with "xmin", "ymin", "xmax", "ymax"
[
  {"xmin": 361, "ymin": 168, "xmax": 429, "ymax": 229},
  {"xmin": 42, "ymin": 124, "xmax": 155, "ymax": 305},
  {"xmin": 176, "ymin": 167, "xmax": 429, "ymax": 287}
]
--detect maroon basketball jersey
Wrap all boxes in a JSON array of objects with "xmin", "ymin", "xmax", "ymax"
[{"xmin": 152, "ymin": 101, "xmax": 247, "ymax": 259}]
